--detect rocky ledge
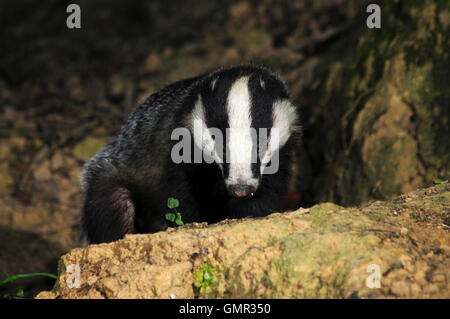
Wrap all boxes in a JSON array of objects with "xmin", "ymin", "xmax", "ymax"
[{"xmin": 36, "ymin": 182, "xmax": 449, "ymax": 299}]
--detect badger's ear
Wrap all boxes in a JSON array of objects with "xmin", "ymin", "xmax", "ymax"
[
  {"xmin": 259, "ymin": 77, "xmax": 266, "ymax": 90},
  {"xmin": 272, "ymin": 99, "xmax": 300, "ymax": 145}
]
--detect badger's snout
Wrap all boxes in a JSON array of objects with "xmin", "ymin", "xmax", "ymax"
[
  {"xmin": 225, "ymin": 170, "xmax": 259, "ymax": 198},
  {"xmin": 228, "ymin": 184, "xmax": 256, "ymax": 198}
]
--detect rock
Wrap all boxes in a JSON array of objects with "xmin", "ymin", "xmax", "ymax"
[
  {"xmin": 0, "ymin": 136, "xmax": 27, "ymax": 195},
  {"xmin": 108, "ymin": 75, "xmax": 126, "ymax": 97},
  {"xmin": 144, "ymin": 53, "xmax": 161, "ymax": 73},
  {"xmin": 423, "ymin": 284, "xmax": 439, "ymax": 295},
  {"xmin": 66, "ymin": 75, "xmax": 87, "ymax": 102},
  {"xmin": 229, "ymin": 2, "xmax": 252, "ymax": 22},
  {"xmin": 233, "ymin": 28, "xmax": 272, "ymax": 55},
  {"xmin": 294, "ymin": 0, "xmax": 450, "ymax": 206},
  {"xmin": 391, "ymin": 281, "xmax": 411, "ymax": 297},
  {"xmin": 36, "ymin": 183, "xmax": 450, "ymax": 299},
  {"xmin": 34, "ymin": 291, "xmax": 56, "ymax": 299},
  {"xmin": 50, "ymin": 151, "xmax": 65, "ymax": 171},
  {"xmin": 430, "ymin": 273, "xmax": 446, "ymax": 283},
  {"xmin": 33, "ymin": 160, "xmax": 52, "ymax": 181},
  {"xmin": 0, "ymin": 161, "xmax": 13, "ymax": 195}
]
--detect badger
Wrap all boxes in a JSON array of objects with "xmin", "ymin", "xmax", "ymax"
[{"xmin": 81, "ymin": 65, "xmax": 300, "ymax": 244}]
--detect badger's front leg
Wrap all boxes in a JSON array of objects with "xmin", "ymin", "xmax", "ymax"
[{"xmin": 143, "ymin": 166, "xmax": 202, "ymax": 230}]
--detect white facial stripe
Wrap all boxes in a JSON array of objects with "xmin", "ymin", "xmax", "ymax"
[
  {"xmin": 187, "ymin": 82, "xmax": 296, "ymax": 185},
  {"xmin": 189, "ymin": 95, "xmax": 223, "ymax": 165},
  {"xmin": 226, "ymin": 76, "xmax": 258, "ymax": 186},
  {"xmin": 260, "ymin": 99, "xmax": 298, "ymax": 173}
]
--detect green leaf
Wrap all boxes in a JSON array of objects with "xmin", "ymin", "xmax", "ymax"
[
  {"xmin": 16, "ymin": 289, "xmax": 24, "ymax": 298},
  {"xmin": 175, "ymin": 213, "xmax": 184, "ymax": 226},
  {"xmin": 165, "ymin": 213, "xmax": 175, "ymax": 222},
  {"xmin": 0, "ymin": 273, "xmax": 57, "ymax": 286},
  {"xmin": 167, "ymin": 197, "xmax": 179, "ymax": 209},
  {"xmin": 434, "ymin": 179, "xmax": 443, "ymax": 184}
]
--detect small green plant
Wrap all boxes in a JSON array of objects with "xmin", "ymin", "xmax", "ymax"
[
  {"xmin": 194, "ymin": 264, "xmax": 215, "ymax": 293},
  {"xmin": 0, "ymin": 272, "xmax": 57, "ymax": 286},
  {"xmin": 165, "ymin": 197, "xmax": 184, "ymax": 226},
  {"xmin": 434, "ymin": 179, "xmax": 444, "ymax": 184},
  {"xmin": 1, "ymin": 270, "xmax": 57, "ymax": 298}
]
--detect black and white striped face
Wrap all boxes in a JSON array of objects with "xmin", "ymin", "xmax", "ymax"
[{"xmin": 189, "ymin": 67, "xmax": 298, "ymax": 198}]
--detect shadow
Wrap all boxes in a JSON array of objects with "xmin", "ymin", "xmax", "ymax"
[{"xmin": 0, "ymin": 227, "xmax": 66, "ymax": 299}]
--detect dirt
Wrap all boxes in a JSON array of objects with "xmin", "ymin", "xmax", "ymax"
[{"xmin": 36, "ymin": 182, "xmax": 449, "ymax": 299}]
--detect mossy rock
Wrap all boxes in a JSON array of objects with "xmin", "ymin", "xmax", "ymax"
[{"xmin": 304, "ymin": 0, "xmax": 449, "ymax": 206}]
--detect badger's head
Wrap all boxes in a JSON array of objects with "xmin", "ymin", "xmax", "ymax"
[{"xmin": 187, "ymin": 66, "xmax": 299, "ymax": 198}]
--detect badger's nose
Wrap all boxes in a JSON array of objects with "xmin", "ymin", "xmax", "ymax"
[{"xmin": 228, "ymin": 184, "xmax": 256, "ymax": 198}]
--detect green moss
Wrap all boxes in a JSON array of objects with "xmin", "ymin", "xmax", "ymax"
[
  {"xmin": 310, "ymin": 202, "xmax": 344, "ymax": 214},
  {"xmin": 73, "ymin": 136, "xmax": 111, "ymax": 161},
  {"xmin": 267, "ymin": 224, "xmax": 377, "ymax": 298},
  {"xmin": 194, "ymin": 263, "xmax": 218, "ymax": 294}
]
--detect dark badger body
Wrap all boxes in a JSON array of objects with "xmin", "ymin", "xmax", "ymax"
[{"xmin": 81, "ymin": 65, "xmax": 300, "ymax": 244}]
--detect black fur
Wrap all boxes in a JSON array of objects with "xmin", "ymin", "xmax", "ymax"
[{"xmin": 80, "ymin": 65, "xmax": 300, "ymax": 244}]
